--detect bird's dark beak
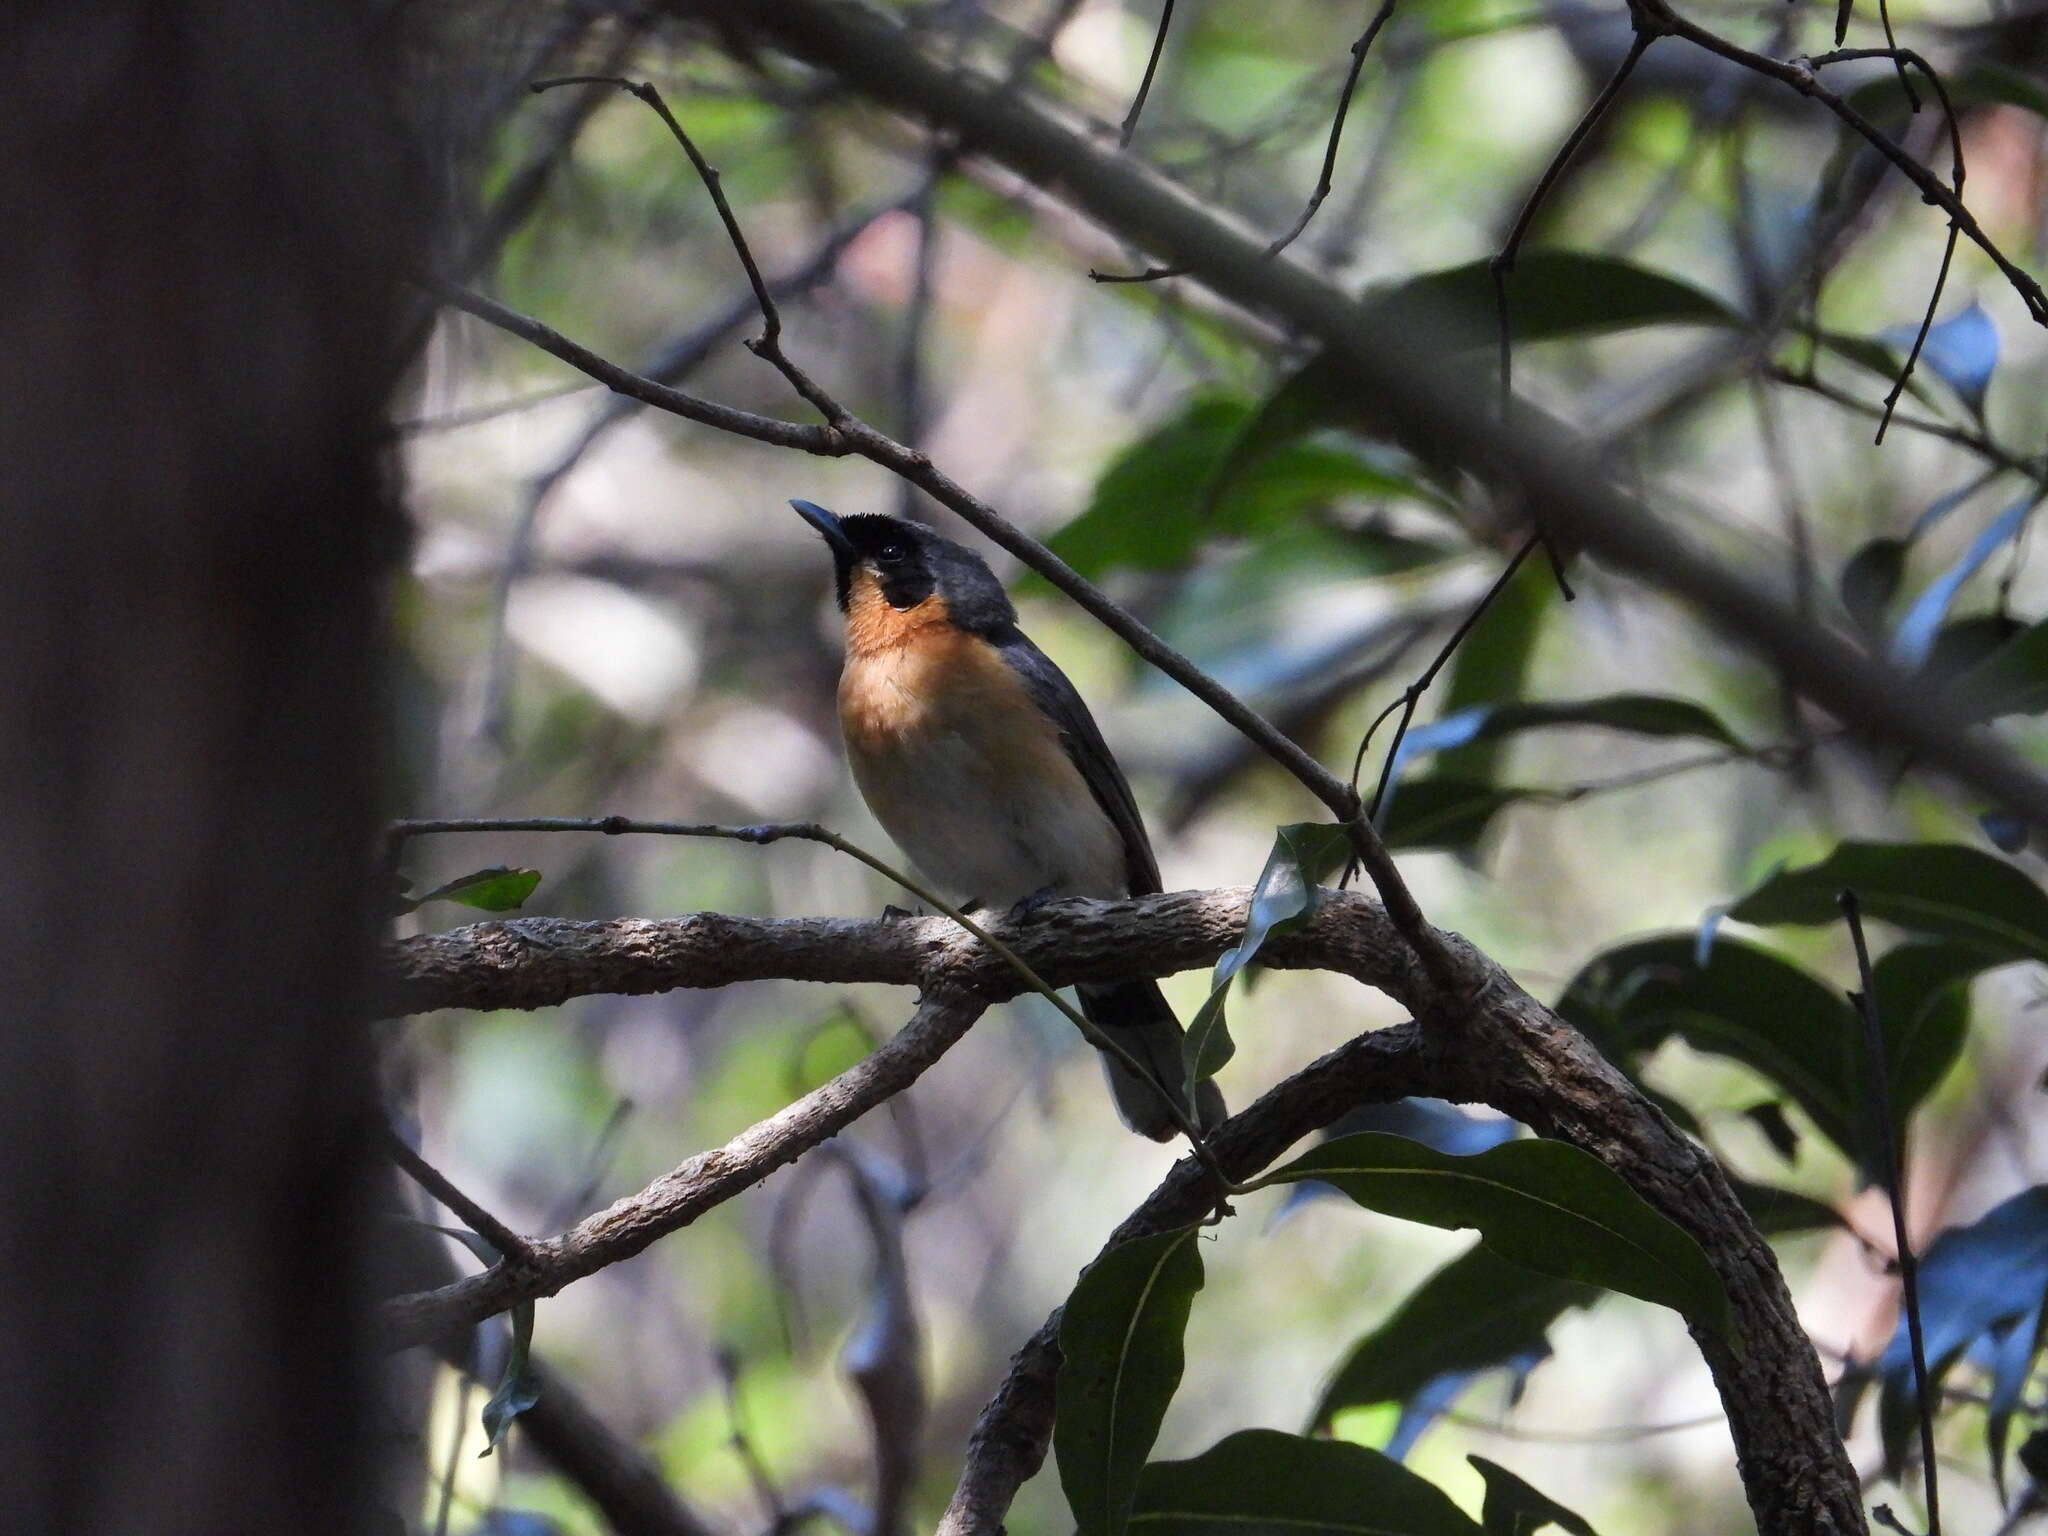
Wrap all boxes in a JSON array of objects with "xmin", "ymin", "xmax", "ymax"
[{"xmin": 790, "ymin": 498, "xmax": 856, "ymax": 560}]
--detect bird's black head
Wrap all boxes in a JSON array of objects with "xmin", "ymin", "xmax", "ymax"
[{"xmin": 791, "ymin": 500, "xmax": 1016, "ymax": 638}]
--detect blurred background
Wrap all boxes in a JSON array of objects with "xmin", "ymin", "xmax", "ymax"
[{"xmin": 386, "ymin": 1, "xmax": 2048, "ymax": 1531}]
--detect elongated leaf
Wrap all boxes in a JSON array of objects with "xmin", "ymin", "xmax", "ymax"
[
  {"xmin": 1056, "ymin": 1228, "xmax": 1206, "ymax": 1536},
  {"xmin": 480, "ymin": 1298, "xmax": 541, "ymax": 1455},
  {"xmin": 1875, "ymin": 1187, "xmax": 2048, "ymax": 1476},
  {"xmin": 425, "ymin": 1223, "xmax": 543, "ymax": 1451},
  {"xmin": 1433, "ymin": 558, "xmax": 1554, "ymax": 782},
  {"xmin": 1986, "ymin": 1297, "xmax": 2045, "ymax": 1497},
  {"xmin": 1380, "ymin": 777, "xmax": 1531, "ymax": 853},
  {"xmin": 1313, "ymin": 1245, "xmax": 1596, "ymax": 1428},
  {"xmin": 1183, "ymin": 823, "xmax": 1350, "ymax": 1084},
  {"xmin": 1363, "ymin": 251, "xmax": 1741, "ymax": 352},
  {"xmin": 1557, "ymin": 933, "xmax": 1970, "ymax": 1173},
  {"xmin": 1395, "ymin": 693, "xmax": 1747, "ymax": 777},
  {"xmin": 1210, "ymin": 254, "xmax": 1740, "ymax": 508},
  {"xmin": 1265, "ymin": 1134, "xmax": 1732, "ymax": 1337},
  {"xmin": 399, "ymin": 865, "xmax": 543, "ymax": 914},
  {"xmin": 1892, "ymin": 494, "xmax": 2040, "ymax": 667},
  {"xmin": 1050, "ymin": 393, "xmax": 1429, "ymax": 579},
  {"xmin": 1729, "ymin": 1178, "xmax": 1844, "ymax": 1237},
  {"xmin": 1130, "ymin": 1429, "xmax": 1483, "ymax": 1536},
  {"xmin": 1878, "ymin": 303, "xmax": 1998, "ymax": 415},
  {"xmin": 1955, "ymin": 618, "xmax": 2048, "ymax": 720},
  {"xmin": 1729, "ymin": 842, "xmax": 2048, "ymax": 963},
  {"xmin": 1471, "ymin": 1457, "xmax": 1600, "ymax": 1536}
]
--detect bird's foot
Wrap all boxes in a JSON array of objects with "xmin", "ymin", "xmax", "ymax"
[{"xmin": 1007, "ymin": 885, "xmax": 1059, "ymax": 921}]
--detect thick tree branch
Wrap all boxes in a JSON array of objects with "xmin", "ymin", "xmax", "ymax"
[
  {"xmin": 384, "ymin": 887, "xmax": 1413, "ymax": 1017},
  {"xmin": 386, "ymin": 885, "xmax": 1853, "ymax": 1532}
]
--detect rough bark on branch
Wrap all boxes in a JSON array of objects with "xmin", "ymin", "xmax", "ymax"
[{"xmin": 385, "ymin": 887, "xmax": 1859, "ymax": 1531}]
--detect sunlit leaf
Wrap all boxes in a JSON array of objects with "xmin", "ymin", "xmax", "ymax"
[
  {"xmin": 1312, "ymin": 1245, "xmax": 1595, "ymax": 1429},
  {"xmin": 401, "ymin": 866, "xmax": 543, "ymax": 914},
  {"xmin": 1729, "ymin": 841, "xmax": 2048, "ymax": 963},
  {"xmin": 1892, "ymin": 494, "xmax": 2041, "ymax": 667},
  {"xmin": 1184, "ymin": 822, "xmax": 1350, "ymax": 1084},
  {"xmin": 1264, "ymin": 1133, "xmax": 1733, "ymax": 1337},
  {"xmin": 1879, "ymin": 303, "xmax": 1999, "ymax": 415},
  {"xmin": 1471, "ymin": 1456, "xmax": 1600, "ymax": 1536},
  {"xmin": 1056, "ymin": 1228, "xmax": 1205, "ymax": 1536},
  {"xmin": 1130, "ymin": 1429, "xmax": 1483, "ymax": 1536}
]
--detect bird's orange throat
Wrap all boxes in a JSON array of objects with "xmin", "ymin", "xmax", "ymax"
[{"xmin": 842, "ymin": 569, "xmax": 952, "ymax": 658}]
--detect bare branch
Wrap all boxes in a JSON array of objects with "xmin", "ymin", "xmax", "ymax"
[
  {"xmin": 1265, "ymin": 0, "xmax": 1400, "ymax": 259},
  {"xmin": 1119, "ymin": 0, "xmax": 1176, "ymax": 147},
  {"xmin": 380, "ymin": 989, "xmax": 988, "ymax": 1350}
]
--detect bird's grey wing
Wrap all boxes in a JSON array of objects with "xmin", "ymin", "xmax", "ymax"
[{"xmin": 992, "ymin": 630, "xmax": 1162, "ymax": 896}]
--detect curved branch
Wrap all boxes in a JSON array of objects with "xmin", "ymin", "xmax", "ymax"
[{"xmin": 386, "ymin": 886, "xmax": 1856, "ymax": 1532}]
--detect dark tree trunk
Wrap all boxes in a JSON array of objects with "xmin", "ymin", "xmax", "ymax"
[{"xmin": 0, "ymin": 6, "xmax": 416, "ymax": 1531}]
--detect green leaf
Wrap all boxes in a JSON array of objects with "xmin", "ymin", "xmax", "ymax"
[
  {"xmin": 1183, "ymin": 823, "xmax": 1351, "ymax": 1085},
  {"xmin": 1130, "ymin": 1429, "xmax": 1483, "ymax": 1536},
  {"xmin": 1050, "ymin": 393, "xmax": 1428, "ymax": 579},
  {"xmin": 1263, "ymin": 1133, "xmax": 1733, "ymax": 1338},
  {"xmin": 1209, "ymin": 254, "xmax": 1740, "ymax": 510},
  {"xmin": 1056, "ymin": 1228, "xmax": 1206, "ymax": 1536},
  {"xmin": 1380, "ymin": 777, "xmax": 1530, "ymax": 852},
  {"xmin": 1555, "ymin": 934, "xmax": 1969, "ymax": 1174},
  {"xmin": 480, "ymin": 1298, "xmax": 541, "ymax": 1455},
  {"xmin": 1432, "ymin": 559, "xmax": 1556, "ymax": 782},
  {"xmin": 1841, "ymin": 538, "xmax": 1907, "ymax": 632},
  {"xmin": 1471, "ymin": 1457, "xmax": 1599, "ymax": 1536},
  {"xmin": 1955, "ymin": 618, "xmax": 2048, "ymax": 719},
  {"xmin": 1729, "ymin": 841, "xmax": 2048, "ymax": 963},
  {"xmin": 1363, "ymin": 251, "xmax": 1741, "ymax": 352},
  {"xmin": 402, "ymin": 866, "xmax": 543, "ymax": 913},
  {"xmin": 1312, "ymin": 1245, "xmax": 1597, "ymax": 1428},
  {"xmin": 422, "ymin": 1223, "xmax": 543, "ymax": 1453},
  {"xmin": 1399, "ymin": 694, "xmax": 1748, "ymax": 775}
]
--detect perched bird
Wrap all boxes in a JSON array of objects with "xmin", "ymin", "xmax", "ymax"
[{"xmin": 792, "ymin": 498, "xmax": 1225, "ymax": 1140}]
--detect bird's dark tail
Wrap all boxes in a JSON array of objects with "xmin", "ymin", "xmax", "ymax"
[{"xmin": 1076, "ymin": 980, "xmax": 1228, "ymax": 1141}]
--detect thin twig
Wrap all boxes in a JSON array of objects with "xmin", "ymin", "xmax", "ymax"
[
  {"xmin": 1490, "ymin": 29, "xmax": 1654, "ymax": 420},
  {"xmin": 389, "ymin": 816, "xmax": 1229, "ymax": 1165},
  {"xmin": 1624, "ymin": 0, "xmax": 2047, "ymax": 326},
  {"xmin": 1119, "ymin": 0, "xmax": 1177, "ymax": 147},
  {"xmin": 423, "ymin": 285, "xmax": 1449, "ymax": 988},
  {"xmin": 1808, "ymin": 48, "xmax": 1965, "ymax": 441},
  {"xmin": 529, "ymin": 74, "xmax": 848, "ymax": 423},
  {"xmin": 383, "ymin": 1124, "xmax": 538, "ymax": 1267},
  {"xmin": 1264, "ymin": 0, "xmax": 1400, "ymax": 259},
  {"xmin": 1349, "ymin": 532, "xmax": 1542, "ymax": 818},
  {"xmin": 432, "ymin": 1377, "xmax": 474, "ymax": 1536},
  {"xmin": 1842, "ymin": 889, "xmax": 1942, "ymax": 1536}
]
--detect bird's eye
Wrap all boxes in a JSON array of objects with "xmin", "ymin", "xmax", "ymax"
[{"xmin": 874, "ymin": 541, "xmax": 907, "ymax": 565}]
